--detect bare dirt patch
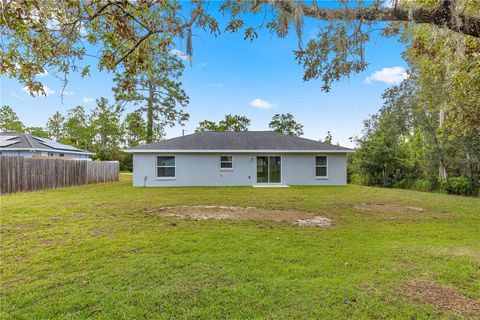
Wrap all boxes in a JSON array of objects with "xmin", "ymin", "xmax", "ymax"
[
  {"xmin": 399, "ymin": 281, "xmax": 480, "ymax": 318},
  {"xmin": 353, "ymin": 204, "xmax": 424, "ymax": 213},
  {"xmin": 295, "ymin": 216, "xmax": 332, "ymax": 227},
  {"xmin": 144, "ymin": 206, "xmax": 332, "ymax": 227}
]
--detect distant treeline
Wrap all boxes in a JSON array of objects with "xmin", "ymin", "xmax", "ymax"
[{"xmin": 0, "ymin": 99, "xmax": 141, "ymax": 171}]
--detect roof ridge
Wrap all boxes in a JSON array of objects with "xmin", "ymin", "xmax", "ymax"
[{"xmin": 23, "ymin": 133, "xmax": 35, "ymax": 148}]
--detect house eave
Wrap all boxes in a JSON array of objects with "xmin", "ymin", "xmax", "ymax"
[
  {"xmin": 123, "ymin": 149, "xmax": 355, "ymax": 154},
  {"xmin": 0, "ymin": 147, "xmax": 95, "ymax": 155}
]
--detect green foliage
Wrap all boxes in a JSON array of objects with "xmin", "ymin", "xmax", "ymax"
[
  {"xmin": 350, "ymin": 14, "xmax": 480, "ymax": 197},
  {"xmin": 196, "ymin": 114, "xmax": 251, "ymax": 132},
  {"xmin": 24, "ymin": 127, "xmax": 50, "ymax": 138},
  {"xmin": 295, "ymin": 23, "xmax": 369, "ymax": 92},
  {"xmin": 46, "ymin": 111, "xmax": 65, "ymax": 142},
  {"xmin": 351, "ymin": 81, "xmax": 421, "ymax": 188},
  {"xmin": 351, "ymin": 80, "xmax": 479, "ymax": 196},
  {"xmin": 349, "ymin": 173, "xmax": 363, "ymax": 185},
  {"xmin": 121, "ymin": 109, "xmax": 164, "ymax": 170},
  {"xmin": 218, "ymin": 115, "xmax": 251, "ymax": 131},
  {"xmin": 196, "ymin": 120, "xmax": 218, "ymax": 132},
  {"xmin": 123, "ymin": 111, "xmax": 148, "ymax": 148},
  {"xmin": 113, "ymin": 52, "xmax": 189, "ymax": 143},
  {"xmin": 268, "ymin": 113, "xmax": 304, "ymax": 136},
  {"xmin": 1, "ymin": 2, "xmax": 219, "ymax": 96},
  {"xmin": 0, "ymin": 105, "xmax": 24, "ymax": 132},
  {"xmin": 62, "ymin": 106, "xmax": 93, "ymax": 150},
  {"xmin": 10, "ymin": 103, "xmax": 141, "ymax": 170},
  {"xmin": 323, "ymin": 131, "xmax": 333, "ymax": 144},
  {"xmin": 411, "ymin": 179, "xmax": 432, "ymax": 192},
  {"xmin": 444, "ymin": 176, "xmax": 473, "ymax": 196},
  {"xmin": 89, "ymin": 98, "xmax": 124, "ymax": 161},
  {"xmin": 4, "ymin": 1, "xmax": 477, "ymax": 95}
]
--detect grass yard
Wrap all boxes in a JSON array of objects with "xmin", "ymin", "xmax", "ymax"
[{"xmin": 1, "ymin": 174, "xmax": 479, "ymax": 319}]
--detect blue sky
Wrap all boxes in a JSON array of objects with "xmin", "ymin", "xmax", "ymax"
[{"xmin": 0, "ymin": 2, "xmax": 408, "ymax": 148}]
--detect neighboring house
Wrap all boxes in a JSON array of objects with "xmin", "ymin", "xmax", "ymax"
[
  {"xmin": 0, "ymin": 132, "xmax": 94, "ymax": 159},
  {"xmin": 125, "ymin": 131, "xmax": 354, "ymax": 187}
]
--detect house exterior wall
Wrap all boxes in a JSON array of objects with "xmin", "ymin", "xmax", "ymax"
[
  {"xmin": 0, "ymin": 150, "xmax": 90, "ymax": 159},
  {"xmin": 132, "ymin": 153, "xmax": 347, "ymax": 187},
  {"xmin": 0, "ymin": 150, "xmax": 45, "ymax": 157}
]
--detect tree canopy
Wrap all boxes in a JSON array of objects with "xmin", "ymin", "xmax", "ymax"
[
  {"xmin": 269, "ymin": 113, "xmax": 304, "ymax": 136},
  {"xmin": 0, "ymin": 106, "xmax": 24, "ymax": 132},
  {"xmin": 113, "ymin": 51, "xmax": 189, "ymax": 143},
  {"xmin": 196, "ymin": 115, "xmax": 251, "ymax": 132},
  {"xmin": 349, "ymin": 18, "xmax": 480, "ymax": 195},
  {"xmin": 2, "ymin": 0, "xmax": 479, "ymax": 94}
]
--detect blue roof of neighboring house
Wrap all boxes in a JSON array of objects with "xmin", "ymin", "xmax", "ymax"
[{"xmin": 0, "ymin": 132, "xmax": 94, "ymax": 155}]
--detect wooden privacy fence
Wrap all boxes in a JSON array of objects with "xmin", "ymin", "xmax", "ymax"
[{"xmin": 0, "ymin": 156, "xmax": 119, "ymax": 194}]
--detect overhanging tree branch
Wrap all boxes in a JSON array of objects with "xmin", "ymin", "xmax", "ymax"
[{"xmin": 268, "ymin": 0, "xmax": 480, "ymax": 38}]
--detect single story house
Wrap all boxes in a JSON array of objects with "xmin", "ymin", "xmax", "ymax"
[
  {"xmin": 125, "ymin": 131, "xmax": 354, "ymax": 187},
  {"xmin": 0, "ymin": 132, "xmax": 94, "ymax": 159}
]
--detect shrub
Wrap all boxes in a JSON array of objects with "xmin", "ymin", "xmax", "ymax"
[
  {"xmin": 444, "ymin": 176, "xmax": 472, "ymax": 196},
  {"xmin": 394, "ymin": 179, "xmax": 412, "ymax": 189},
  {"xmin": 349, "ymin": 173, "xmax": 363, "ymax": 185},
  {"xmin": 411, "ymin": 179, "xmax": 432, "ymax": 192}
]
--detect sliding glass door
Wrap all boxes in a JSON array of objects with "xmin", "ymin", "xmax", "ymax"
[{"xmin": 256, "ymin": 156, "xmax": 281, "ymax": 183}]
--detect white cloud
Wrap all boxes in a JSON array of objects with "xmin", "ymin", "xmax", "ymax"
[
  {"xmin": 62, "ymin": 90, "xmax": 74, "ymax": 96},
  {"xmin": 80, "ymin": 26, "xmax": 88, "ymax": 37},
  {"xmin": 82, "ymin": 97, "xmax": 95, "ymax": 104},
  {"xmin": 22, "ymin": 87, "xmax": 32, "ymax": 95},
  {"xmin": 251, "ymin": 98, "xmax": 273, "ymax": 110},
  {"xmin": 383, "ymin": 0, "xmax": 394, "ymax": 8},
  {"xmin": 22, "ymin": 85, "xmax": 55, "ymax": 97},
  {"xmin": 364, "ymin": 66, "xmax": 408, "ymax": 85},
  {"xmin": 43, "ymin": 86, "xmax": 55, "ymax": 96},
  {"xmin": 208, "ymin": 83, "xmax": 223, "ymax": 88},
  {"xmin": 170, "ymin": 49, "xmax": 190, "ymax": 62},
  {"xmin": 383, "ymin": 0, "xmax": 405, "ymax": 8}
]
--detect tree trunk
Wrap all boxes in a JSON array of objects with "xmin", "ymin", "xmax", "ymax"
[
  {"xmin": 383, "ymin": 162, "xmax": 388, "ymax": 187},
  {"xmin": 464, "ymin": 148, "xmax": 478, "ymax": 195},
  {"xmin": 438, "ymin": 160, "xmax": 448, "ymax": 181},
  {"xmin": 146, "ymin": 80, "xmax": 154, "ymax": 144},
  {"xmin": 438, "ymin": 107, "xmax": 448, "ymax": 181}
]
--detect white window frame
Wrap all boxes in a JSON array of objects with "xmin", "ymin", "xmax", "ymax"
[
  {"xmin": 156, "ymin": 155, "xmax": 176, "ymax": 179},
  {"xmin": 220, "ymin": 155, "xmax": 234, "ymax": 171},
  {"xmin": 315, "ymin": 155, "xmax": 328, "ymax": 179}
]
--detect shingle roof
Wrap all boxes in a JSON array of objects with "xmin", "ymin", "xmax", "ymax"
[
  {"xmin": 126, "ymin": 131, "xmax": 354, "ymax": 152},
  {"xmin": 0, "ymin": 132, "xmax": 94, "ymax": 154}
]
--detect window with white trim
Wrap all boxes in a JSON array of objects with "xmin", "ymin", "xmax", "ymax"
[
  {"xmin": 157, "ymin": 156, "xmax": 175, "ymax": 178},
  {"xmin": 220, "ymin": 155, "xmax": 233, "ymax": 170},
  {"xmin": 315, "ymin": 156, "xmax": 327, "ymax": 177}
]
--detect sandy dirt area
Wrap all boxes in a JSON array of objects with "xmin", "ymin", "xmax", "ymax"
[{"xmin": 144, "ymin": 205, "xmax": 332, "ymax": 227}]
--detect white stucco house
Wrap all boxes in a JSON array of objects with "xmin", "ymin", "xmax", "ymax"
[
  {"xmin": 0, "ymin": 132, "xmax": 94, "ymax": 159},
  {"xmin": 125, "ymin": 131, "xmax": 354, "ymax": 187}
]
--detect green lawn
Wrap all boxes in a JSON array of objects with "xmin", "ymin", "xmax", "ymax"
[{"xmin": 1, "ymin": 174, "xmax": 479, "ymax": 319}]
